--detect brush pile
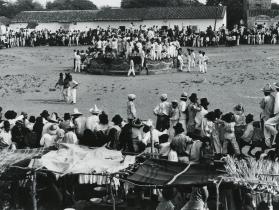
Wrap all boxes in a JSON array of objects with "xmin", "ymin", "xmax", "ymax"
[{"xmin": 223, "ymin": 156, "xmax": 279, "ymax": 194}]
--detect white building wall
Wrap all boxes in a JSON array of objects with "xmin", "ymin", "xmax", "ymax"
[
  {"xmin": 9, "ymin": 16, "xmax": 227, "ymax": 32},
  {"xmin": 9, "ymin": 23, "xmax": 28, "ymax": 31}
]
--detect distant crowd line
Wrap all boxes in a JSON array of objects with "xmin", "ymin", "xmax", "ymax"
[{"xmin": 1, "ymin": 23, "xmax": 279, "ymax": 50}]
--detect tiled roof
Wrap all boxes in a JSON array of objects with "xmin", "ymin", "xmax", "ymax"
[
  {"xmin": 12, "ymin": 6, "xmax": 226, "ymax": 23},
  {"xmin": 12, "ymin": 10, "xmax": 99, "ymax": 23},
  {"xmin": 95, "ymin": 6, "xmax": 226, "ymax": 21},
  {"xmin": 248, "ymin": 9, "xmax": 279, "ymax": 18},
  {"xmin": 0, "ymin": 16, "xmax": 10, "ymax": 25}
]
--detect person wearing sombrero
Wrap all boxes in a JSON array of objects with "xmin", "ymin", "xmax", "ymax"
[
  {"xmin": 40, "ymin": 124, "xmax": 59, "ymax": 148},
  {"xmin": 130, "ymin": 118, "xmax": 145, "ymax": 153},
  {"xmin": 72, "ymin": 108, "xmax": 86, "ymax": 139},
  {"xmin": 264, "ymin": 82, "xmax": 279, "ymax": 148},
  {"xmin": 153, "ymin": 94, "xmax": 171, "ymax": 132},
  {"xmin": 179, "ymin": 92, "xmax": 188, "ymax": 133},
  {"xmin": 127, "ymin": 94, "xmax": 137, "ymax": 124},
  {"xmin": 170, "ymin": 123, "xmax": 193, "ymax": 163},
  {"xmin": 85, "ymin": 105, "xmax": 100, "ymax": 132},
  {"xmin": 260, "ymin": 84, "xmax": 275, "ymax": 132},
  {"xmin": 186, "ymin": 93, "xmax": 200, "ymax": 133}
]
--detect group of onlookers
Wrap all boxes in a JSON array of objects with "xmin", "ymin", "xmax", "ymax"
[
  {"xmin": 2, "ymin": 23, "xmax": 279, "ymax": 50},
  {"xmin": 1, "ymin": 82, "xmax": 279, "ymax": 164}
]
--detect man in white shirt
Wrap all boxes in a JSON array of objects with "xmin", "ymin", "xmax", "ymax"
[
  {"xmin": 198, "ymin": 51, "xmax": 204, "ymax": 73},
  {"xmin": 179, "ymin": 92, "xmax": 188, "ymax": 132},
  {"xmin": 85, "ymin": 105, "xmax": 100, "ymax": 132},
  {"xmin": 202, "ymin": 51, "xmax": 209, "ymax": 73},
  {"xmin": 195, "ymin": 98, "xmax": 209, "ymax": 131},
  {"xmin": 74, "ymin": 50, "xmax": 81, "ymax": 73},
  {"xmin": 154, "ymin": 94, "xmax": 171, "ymax": 131},
  {"xmin": 68, "ymin": 76, "xmax": 78, "ymax": 104}
]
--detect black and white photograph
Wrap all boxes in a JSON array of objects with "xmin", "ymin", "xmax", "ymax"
[{"xmin": 0, "ymin": 0, "xmax": 279, "ymax": 209}]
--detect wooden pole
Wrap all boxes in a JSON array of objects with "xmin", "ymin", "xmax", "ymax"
[
  {"xmin": 216, "ymin": 178, "xmax": 223, "ymax": 210},
  {"xmin": 110, "ymin": 177, "xmax": 116, "ymax": 210},
  {"xmin": 32, "ymin": 171, "xmax": 37, "ymax": 210}
]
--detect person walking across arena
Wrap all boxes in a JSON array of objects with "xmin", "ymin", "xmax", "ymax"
[
  {"xmin": 68, "ymin": 75, "xmax": 79, "ymax": 104},
  {"xmin": 127, "ymin": 57, "xmax": 135, "ymax": 77},
  {"xmin": 55, "ymin": 73, "xmax": 64, "ymax": 101}
]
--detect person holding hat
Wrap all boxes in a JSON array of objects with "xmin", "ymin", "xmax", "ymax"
[
  {"xmin": 170, "ymin": 123, "xmax": 192, "ymax": 163},
  {"xmin": 154, "ymin": 94, "xmax": 171, "ymax": 132},
  {"xmin": 179, "ymin": 92, "xmax": 188, "ymax": 132},
  {"xmin": 127, "ymin": 94, "xmax": 137, "ymax": 124},
  {"xmin": 260, "ymin": 84, "xmax": 275, "ymax": 131},
  {"xmin": 85, "ymin": 105, "xmax": 100, "ymax": 132},
  {"xmin": 264, "ymin": 82, "xmax": 279, "ymax": 148},
  {"xmin": 195, "ymin": 98, "xmax": 209, "ymax": 131}
]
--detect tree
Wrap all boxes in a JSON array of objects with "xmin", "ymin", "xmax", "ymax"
[
  {"xmin": 206, "ymin": 0, "xmax": 243, "ymax": 29},
  {"xmin": 271, "ymin": 3, "xmax": 279, "ymax": 10},
  {"xmin": 0, "ymin": 0, "xmax": 43, "ymax": 18},
  {"xmin": 46, "ymin": 0, "xmax": 97, "ymax": 10},
  {"xmin": 121, "ymin": 0, "xmax": 201, "ymax": 8}
]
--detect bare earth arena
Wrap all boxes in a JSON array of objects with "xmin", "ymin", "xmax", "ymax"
[{"xmin": 0, "ymin": 45, "xmax": 278, "ymax": 121}]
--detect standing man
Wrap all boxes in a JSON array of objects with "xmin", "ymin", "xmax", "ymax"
[
  {"xmin": 186, "ymin": 49, "xmax": 191, "ymax": 72},
  {"xmin": 85, "ymin": 105, "xmax": 100, "ymax": 132},
  {"xmin": 179, "ymin": 92, "xmax": 188, "ymax": 133},
  {"xmin": 55, "ymin": 73, "xmax": 64, "ymax": 101},
  {"xmin": 202, "ymin": 52, "xmax": 209, "ymax": 73},
  {"xmin": 74, "ymin": 50, "xmax": 81, "ymax": 73},
  {"xmin": 260, "ymin": 84, "xmax": 275, "ymax": 131},
  {"xmin": 68, "ymin": 75, "xmax": 79, "ymax": 104},
  {"xmin": 154, "ymin": 94, "xmax": 171, "ymax": 132},
  {"xmin": 198, "ymin": 51, "xmax": 204, "ymax": 73},
  {"xmin": 264, "ymin": 82, "xmax": 279, "ymax": 148},
  {"xmin": 190, "ymin": 49, "xmax": 196, "ymax": 68},
  {"xmin": 127, "ymin": 94, "xmax": 137, "ymax": 124},
  {"xmin": 73, "ymin": 50, "xmax": 77, "ymax": 70}
]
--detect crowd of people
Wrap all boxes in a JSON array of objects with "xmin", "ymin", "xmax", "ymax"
[
  {"xmin": 0, "ymin": 82, "xmax": 278, "ymax": 163},
  {"xmin": 0, "ymin": 81, "xmax": 278, "ymax": 209},
  {"xmin": 2, "ymin": 22, "xmax": 279, "ymax": 51}
]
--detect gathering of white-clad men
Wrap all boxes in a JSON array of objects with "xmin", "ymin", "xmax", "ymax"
[{"xmin": 2, "ymin": 0, "xmax": 279, "ymax": 209}]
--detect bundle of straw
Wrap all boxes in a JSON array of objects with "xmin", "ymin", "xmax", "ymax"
[{"xmin": 223, "ymin": 156, "xmax": 279, "ymax": 194}]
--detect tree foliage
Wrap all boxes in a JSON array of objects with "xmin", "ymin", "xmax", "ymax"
[
  {"xmin": 206, "ymin": 0, "xmax": 243, "ymax": 29},
  {"xmin": 46, "ymin": 0, "xmax": 97, "ymax": 10},
  {"xmin": 121, "ymin": 0, "xmax": 200, "ymax": 8},
  {"xmin": 0, "ymin": 0, "xmax": 43, "ymax": 18},
  {"xmin": 271, "ymin": 3, "xmax": 279, "ymax": 10}
]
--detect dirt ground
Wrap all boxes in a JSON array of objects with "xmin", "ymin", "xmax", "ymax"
[{"xmin": 0, "ymin": 45, "xmax": 279, "ymax": 121}]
